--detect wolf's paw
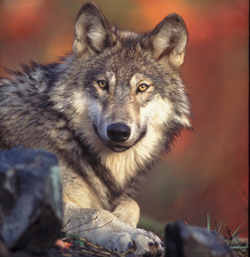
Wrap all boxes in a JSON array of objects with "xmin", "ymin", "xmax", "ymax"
[
  {"xmin": 132, "ymin": 229, "xmax": 164, "ymax": 256},
  {"xmin": 109, "ymin": 229, "xmax": 164, "ymax": 256}
]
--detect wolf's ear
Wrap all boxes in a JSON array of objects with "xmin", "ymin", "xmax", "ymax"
[
  {"xmin": 73, "ymin": 2, "xmax": 113, "ymax": 57},
  {"xmin": 147, "ymin": 14, "xmax": 188, "ymax": 68}
]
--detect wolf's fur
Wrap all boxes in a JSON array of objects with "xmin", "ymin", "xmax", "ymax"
[{"xmin": 0, "ymin": 2, "xmax": 191, "ymax": 255}]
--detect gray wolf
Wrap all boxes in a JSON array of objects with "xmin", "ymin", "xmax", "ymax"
[{"xmin": 0, "ymin": 2, "xmax": 191, "ymax": 255}]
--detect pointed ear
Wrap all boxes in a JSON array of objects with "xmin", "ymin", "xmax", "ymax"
[
  {"xmin": 146, "ymin": 13, "xmax": 188, "ymax": 68},
  {"xmin": 73, "ymin": 2, "xmax": 113, "ymax": 57}
]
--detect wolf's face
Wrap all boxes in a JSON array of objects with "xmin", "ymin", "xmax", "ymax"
[
  {"xmin": 56, "ymin": 3, "xmax": 191, "ymax": 153},
  {"xmin": 85, "ymin": 48, "xmax": 175, "ymax": 152}
]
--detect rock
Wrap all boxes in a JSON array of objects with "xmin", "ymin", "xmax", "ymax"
[
  {"xmin": 0, "ymin": 165, "xmax": 17, "ymax": 224},
  {"xmin": 165, "ymin": 221, "xmax": 236, "ymax": 257},
  {"xmin": 0, "ymin": 147, "xmax": 63, "ymax": 253}
]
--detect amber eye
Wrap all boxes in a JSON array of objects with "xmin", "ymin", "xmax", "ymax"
[
  {"xmin": 138, "ymin": 83, "xmax": 149, "ymax": 92},
  {"xmin": 97, "ymin": 80, "xmax": 108, "ymax": 89}
]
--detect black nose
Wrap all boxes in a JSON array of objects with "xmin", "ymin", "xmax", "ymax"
[{"xmin": 107, "ymin": 123, "xmax": 131, "ymax": 143}]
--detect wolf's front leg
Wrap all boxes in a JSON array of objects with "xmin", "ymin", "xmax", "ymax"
[
  {"xmin": 112, "ymin": 198, "xmax": 140, "ymax": 228},
  {"xmin": 63, "ymin": 201, "xmax": 164, "ymax": 256}
]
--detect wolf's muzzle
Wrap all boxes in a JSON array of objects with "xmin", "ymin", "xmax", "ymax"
[{"xmin": 107, "ymin": 123, "xmax": 131, "ymax": 143}]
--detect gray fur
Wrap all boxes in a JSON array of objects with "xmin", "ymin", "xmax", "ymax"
[{"xmin": 0, "ymin": 2, "xmax": 191, "ymax": 255}]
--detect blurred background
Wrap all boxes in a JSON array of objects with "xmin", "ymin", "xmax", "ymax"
[{"xmin": 0, "ymin": 0, "xmax": 248, "ymax": 238}]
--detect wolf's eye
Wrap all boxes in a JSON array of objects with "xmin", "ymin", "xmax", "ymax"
[
  {"xmin": 97, "ymin": 80, "xmax": 108, "ymax": 89},
  {"xmin": 137, "ymin": 83, "xmax": 149, "ymax": 92}
]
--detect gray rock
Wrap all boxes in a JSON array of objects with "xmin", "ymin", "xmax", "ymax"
[
  {"xmin": 0, "ymin": 147, "xmax": 63, "ymax": 253},
  {"xmin": 165, "ymin": 221, "xmax": 236, "ymax": 257}
]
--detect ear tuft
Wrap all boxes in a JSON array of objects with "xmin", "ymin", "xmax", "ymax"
[
  {"xmin": 73, "ymin": 2, "xmax": 113, "ymax": 57},
  {"xmin": 147, "ymin": 13, "xmax": 188, "ymax": 68}
]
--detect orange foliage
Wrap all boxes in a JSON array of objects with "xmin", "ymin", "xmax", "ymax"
[
  {"xmin": 1, "ymin": 1, "xmax": 48, "ymax": 40},
  {"xmin": 53, "ymin": 239, "xmax": 73, "ymax": 250}
]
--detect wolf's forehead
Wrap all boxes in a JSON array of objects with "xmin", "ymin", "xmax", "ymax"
[
  {"xmin": 104, "ymin": 48, "xmax": 150, "ymax": 78},
  {"xmin": 109, "ymin": 35, "xmax": 146, "ymax": 62},
  {"xmin": 105, "ymin": 71, "xmax": 151, "ymax": 87}
]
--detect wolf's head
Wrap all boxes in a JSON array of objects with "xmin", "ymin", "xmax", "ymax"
[{"xmin": 54, "ymin": 2, "xmax": 191, "ymax": 156}]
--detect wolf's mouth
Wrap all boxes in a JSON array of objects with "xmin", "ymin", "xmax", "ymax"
[{"xmin": 106, "ymin": 145, "xmax": 130, "ymax": 152}]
